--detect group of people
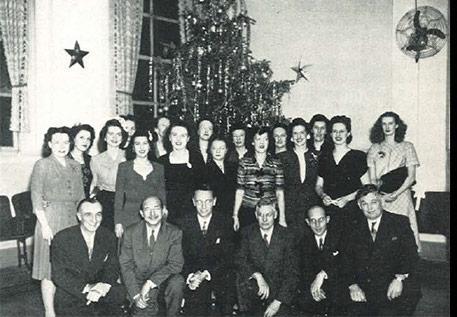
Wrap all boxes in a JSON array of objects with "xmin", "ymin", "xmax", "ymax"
[{"xmin": 29, "ymin": 111, "xmax": 422, "ymax": 316}]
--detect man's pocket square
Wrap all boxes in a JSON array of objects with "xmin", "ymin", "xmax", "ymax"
[
  {"xmin": 216, "ymin": 238, "xmax": 221, "ymax": 244},
  {"xmin": 103, "ymin": 254, "xmax": 109, "ymax": 262},
  {"xmin": 332, "ymin": 250, "xmax": 339, "ymax": 256},
  {"xmin": 392, "ymin": 236, "xmax": 398, "ymax": 241}
]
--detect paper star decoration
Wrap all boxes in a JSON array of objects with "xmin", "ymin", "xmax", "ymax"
[
  {"xmin": 291, "ymin": 61, "xmax": 311, "ymax": 82},
  {"xmin": 65, "ymin": 41, "xmax": 89, "ymax": 68}
]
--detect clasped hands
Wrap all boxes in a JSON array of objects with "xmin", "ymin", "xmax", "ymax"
[
  {"xmin": 135, "ymin": 281, "xmax": 158, "ymax": 309},
  {"xmin": 187, "ymin": 270, "xmax": 210, "ymax": 290},
  {"xmin": 84, "ymin": 283, "xmax": 111, "ymax": 305},
  {"xmin": 322, "ymin": 194, "xmax": 349, "ymax": 208}
]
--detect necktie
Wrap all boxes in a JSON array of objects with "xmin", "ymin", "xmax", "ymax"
[
  {"xmin": 202, "ymin": 221, "xmax": 207, "ymax": 236},
  {"xmin": 263, "ymin": 233, "xmax": 269, "ymax": 247},
  {"xmin": 319, "ymin": 237, "xmax": 324, "ymax": 251},
  {"xmin": 371, "ymin": 222, "xmax": 377, "ymax": 242},
  {"xmin": 149, "ymin": 230, "xmax": 155, "ymax": 249},
  {"xmin": 88, "ymin": 247, "xmax": 93, "ymax": 260}
]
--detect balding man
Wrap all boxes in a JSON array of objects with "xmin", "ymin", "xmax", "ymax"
[
  {"xmin": 51, "ymin": 198, "xmax": 126, "ymax": 316},
  {"xmin": 119, "ymin": 196, "xmax": 185, "ymax": 316},
  {"xmin": 296, "ymin": 205, "xmax": 348, "ymax": 316}
]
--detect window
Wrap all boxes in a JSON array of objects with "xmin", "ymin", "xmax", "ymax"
[
  {"xmin": 133, "ymin": 0, "xmax": 180, "ymax": 130},
  {"xmin": 0, "ymin": 34, "xmax": 14, "ymax": 148}
]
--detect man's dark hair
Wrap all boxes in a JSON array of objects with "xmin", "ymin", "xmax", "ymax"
[
  {"xmin": 77, "ymin": 197, "xmax": 102, "ymax": 213},
  {"xmin": 255, "ymin": 197, "xmax": 276, "ymax": 211},
  {"xmin": 356, "ymin": 184, "xmax": 380, "ymax": 201},
  {"xmin": 306, "ymin": 205, "xmax": 326, "ymax": 219},
  {"xmin": 194, "ymin": 183, "xmax": 215, "ymax": 196}
]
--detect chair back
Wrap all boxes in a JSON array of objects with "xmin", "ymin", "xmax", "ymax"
[
  {"xmin": 0, "ymin": 195, "xmax": 12, "ymax": 220},
  {"xmin": 11, "ymin": 191, "xmax": 33, "ymax": 218}
]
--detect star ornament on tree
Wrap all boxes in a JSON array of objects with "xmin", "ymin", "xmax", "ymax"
[
  {"xmin": 65, "ymin": 41, "xmax": 89, "ymax": 68},
  {"xmin": 291, "ymin": 61, "xmax": 311, "ymax": 82}
]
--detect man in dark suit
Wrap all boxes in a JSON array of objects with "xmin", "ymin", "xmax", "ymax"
[
  {"xmin": 296, "ymin": 205, "xmax": 347, "ymax": 316},
  {"xmin": 342, "ymin": 184, "xmax": 421, "ymax": 316},
  {"xmin": 176, "ymin": 183, "xmax": 236, "ymax": 316},
  {"xmin": 119, "ymin": 196, "xmax": 185, "ymax": 316},
  {"xmin": 277, "ymin": 118, "xmax": 320, "ymax": 238},
  {"xmin": 51, "ymin": 197, "xmax": 126, "ymax": 316},
  {"xmin": 235, "ymin": 198, "xmax": 299, "ymax": 317}
]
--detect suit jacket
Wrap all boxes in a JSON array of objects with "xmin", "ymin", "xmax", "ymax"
[
  {"xmin": 206, "ymin": 160, "xmax": 238, "ymax": 214},
  {"xmin": 235, "ymin": 224, "xmax": 299, "ymax": 305},
  {"xmin": 176, "ymin": 212, "xmax": 234, "ymax": 279},
  {"xmin": 277, "ymin": 150, "xmax": 320, "ymax": 221},
  {"xmin": 341, "ymin": 211, "xmax": 419, "ymax": 300},
  {"xmin": 119, "ymin": 220, "xmax": 184, "ymax": 298},
  {"xmin": 300, "ymin": 223, "xmax": 345, "ymax": 289},
  {"xmin": 51, "ymin": 225, "xmax": 119, "ymax": 301}
]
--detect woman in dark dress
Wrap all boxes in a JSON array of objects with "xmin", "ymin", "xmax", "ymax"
[
  {"xmin": 206, "ymin": 134, "xmax": 238, "ymax": 216},
  {"xmin": 315, "ymin": 115, "xmax": 369, "ymax": 229},
  {"xmin": 114, "ymin": 129, "xmax": 165, "ymax": 238},
  {"xmin": 69, "ymin": 124, "xmax": 95, "ymax": 198},
  {"xmin": 157, "ymin": 121, "xmax": 205, "ymax": 224}
]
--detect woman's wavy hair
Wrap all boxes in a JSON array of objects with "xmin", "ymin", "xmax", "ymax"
[
  {"xmin": 69, "ymin": 123, "xmax": 95, "ymax": 152},
  {"xmin": 97, "ymin": 119, "xmax": 128, "ymax": 152},
  {"xmin": 42, "ymin": 126, "xmax": 73, "ymax": 157},
  {"xmin": 163, "ymin": 120, "xmax": 191, "ymax": 152},
  {"xmin": 369, "ymin": 111, "xmax": 407, "ymax": 144},
  {"xmin": 125, "ymin": 129, "xmax": 155, "ymax": 161},
  {"xmin": 329, "ymin": 115, "xmax": 353, "ymax": 144}
]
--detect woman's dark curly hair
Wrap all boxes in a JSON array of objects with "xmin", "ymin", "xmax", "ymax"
[
  {"xmin": 42, "ymin": 126, "xmax": 73, "ymax": 157},
  {"xmin": 329, "ymin": 115, "xmax": 353, "ymax": 144},
  {"xmin": 369, "ymin": 111, "xmax": 407, "ymax": 144},
  {"xmin": 125, "ymin": 129, "xmax": 155, "ymax": 161},
  {"xmin": 98, "ymin": 119, "xmax": 128, "ymax": 152},
  {"xmin": 163, "ymin": 120, "xmax": 191, "ymax": 152},
  {"xmin": 70, "ymin": 124, "xmax": 95, "ymax": 152}
]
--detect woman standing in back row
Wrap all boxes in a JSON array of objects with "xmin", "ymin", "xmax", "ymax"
[
  {"xmin": 31, "ymin": 127, "xmax": 85, "ymax": 317},
  {"xmin": 368, "ymin": 112, "xmax": 421, "ymax": 250}
]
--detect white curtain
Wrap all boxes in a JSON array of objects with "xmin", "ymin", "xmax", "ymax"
[
  {"xmin": 0, "ymin": 0, "xmax": 30, "ymax": 132},
  {"xmin": 110, "ymin": 0, "xmax": 143, "ymax": 116}
]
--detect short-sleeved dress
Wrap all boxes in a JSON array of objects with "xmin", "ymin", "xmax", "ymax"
[
  {"xmin": 157, "ymin": 151, "xmax": 206, "ymax": 224},
  {"xmin": 367, "ymin": 141, "xmax": 421, "ymax": 248},
  {"xmin": 114, "ymin": 160, "xmax": 166, "ymax": 228},
  {"xmin": 31, "ymin": 156, "xmax": 85, "ymax": 280},
  {"xmin": 318, "ymin": 149, "xmax": 368, "ymax": 226}
]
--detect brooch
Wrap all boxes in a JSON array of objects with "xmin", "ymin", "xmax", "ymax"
[{"xmin": 378, "ymin": 151, "xmax": 385, "ymax": 158}]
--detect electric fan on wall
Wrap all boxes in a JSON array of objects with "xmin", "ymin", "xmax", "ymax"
[{"xmin": 396, "ymin": 6, "xmax": 448, "ymax": 62}]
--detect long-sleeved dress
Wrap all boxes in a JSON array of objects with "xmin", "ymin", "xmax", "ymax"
[
  {"xmin": 114, "ymin": 160, "xmax": 166, "ymax": 228},
  {"xmin": 31, "ymin": 156, "xmax": 85, "ymax": 280},
  {"xmin": 367, "ymin": 141, "xmax": 421, "ymax": 249}
]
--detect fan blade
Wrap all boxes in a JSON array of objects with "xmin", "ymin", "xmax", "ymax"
[
  {"xmin": 426, "ymin": 28, "xmax": 446, "ymax": 39},
  {"xmin": 413, "ymin": 10, "xmax": 421, "ymax": 29}
]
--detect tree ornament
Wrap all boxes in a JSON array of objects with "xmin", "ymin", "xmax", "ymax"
[{"xmin": 291, "ymin": 61, "xmax": 311, "ymax": 82}]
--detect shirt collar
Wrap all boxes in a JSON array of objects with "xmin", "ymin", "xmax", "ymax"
[
  {"xmin": 367, "ymin": 214, "xmax": 382, "ymax": 232},
  {"xmin": 259, "ymin": 226, "xmax": 274, "ymax": 243},
  {"xmin": 197, "ymin": 214, "xmax": 213, "ymax": 230},
  {"xmin": 146, "ymin": 222, "xmax": 161, "ymax": 241},
  {"xmin": 80, "ymin": 227, "xmax": 96, "ymax": 248},
  {"xmin": 314, "ymin": 229, "xmax": 328, "ymax": 246}
]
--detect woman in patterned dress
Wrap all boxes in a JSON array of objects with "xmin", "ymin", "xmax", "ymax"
[
  {"xmin": 69, "ymin": 123, "xmax": 95, "ymax": 198},
  {"xmin": 368, "ymin": 111, "xmax": 421, "ymax": 250},
  {"xmin": 31, "ymin": 127, "xmax": 85, "ymax": 317}
]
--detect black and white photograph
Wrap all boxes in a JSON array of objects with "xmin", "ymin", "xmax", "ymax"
[{"xmin": 0, "ymin": 0, "xmax": 449, "ymax": 316}]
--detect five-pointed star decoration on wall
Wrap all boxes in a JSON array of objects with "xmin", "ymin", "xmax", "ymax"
[
  {"xmin": 291, "ymin": 61, "xmax": 312, "ymax": 82},
  {"xmin": 64, "ymin": 41, "xmax": 89, "ymax": 68}
]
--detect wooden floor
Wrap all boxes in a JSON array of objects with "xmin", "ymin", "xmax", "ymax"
[{"xmin": 0, "ymin": 259, "xmax": 450, "ymax": 316}]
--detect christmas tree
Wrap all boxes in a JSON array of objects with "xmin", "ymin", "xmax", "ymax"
[{"xmin": 155, "ymin": 0, "xmax": 293, "ymax": 133}]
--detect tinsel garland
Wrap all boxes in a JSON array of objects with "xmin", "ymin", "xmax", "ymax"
[{"xmin": 154, "ymin": 0, "xmax": 293, "ymax": 133}]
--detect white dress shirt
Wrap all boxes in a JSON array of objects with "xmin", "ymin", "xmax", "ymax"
[{"xmin": 294, "ymin": 147, "xmax": 307, "ymax": 183}]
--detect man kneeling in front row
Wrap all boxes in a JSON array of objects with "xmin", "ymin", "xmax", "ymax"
[
  {"xmin": 235, "ymin": 198, "xmax": 299, "ymax": 317},
  {"xmin": 51, "ymin": 197, "xmax": 126, "ymax": 316},
  {"xmin": 119, "ymin": 195, "xmax": 185, "ymax": 316}
]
